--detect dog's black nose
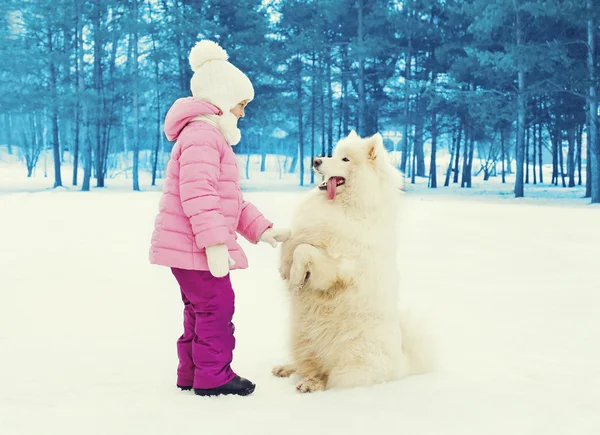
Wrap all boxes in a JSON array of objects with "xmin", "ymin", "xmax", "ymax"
[{"xmin": 313, "ymin": 158, "xmax": 322, "ymax": 168}]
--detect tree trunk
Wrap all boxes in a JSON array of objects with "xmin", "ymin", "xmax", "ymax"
[
  {"xmin": 82, "ymin": 117, "xmax": 92, "ymax": 190},
  {"xmin": 101, "ymin": 23, "xmax": 118, "ymax": 184},
  {"xmin": 400, "ymin": 25, "xmax": 412, "ymax": 172},
  {"xmin": 151, "ymin": 86, "xmax": 161, "ymax": 186},
  {"xmin": 320, "ymin": 49, "xmax": 326, "ymax": 157},
  {"xmin": 4, "ymin": 114, "xmax": 13, "ymax": 155},
  {"xmin": 461, "ymin": 123, "xmax": 470, "ymax": 187},
  {"xmin": 410, "ymin": 131, "xmax": 416, "ymax": 184},
  {"xmin": 122, "ymin": 94, "xmax": 128, "ymax": 163},
  {"xmin": 532, "ymin": 121, "xmax": 537, "ymax": 184},
  {"xmin": 577, "ymin": 123, "xmax": 583, "ymax": 186},
  {"xmin": 514, "ymin": 3, "xmax": 525, "ymax": 198},
  {"xmin": 558, "ymin": 134, "xmax": 566, "ymax": 187},
  {"xmin": 538, "ymin": 122, "xmax": 543, "ymax": 184},
  {"xmin": 453, "ymin": 118, "xmax": 462, "ymax": 183},
  {"xmin": 467, "ymin": 133, "xmax": 475, "ymax": 187},
  {"xmin": 310, "ymin": 50, "xmax": 316, "ymax": 184},
  {"xmin": 551, "ymin": 126, "xmax": 559, "ymax": 185},
  {"xmin": 443, "ymin": 123, "xmax": 457, "ymax": 187},
  {"xmin": 414, "ymin": 104, "xmax": 425, "ymax": 177},
  {"xmin": 152, "ymin": 105, "xmax": 162, "ymax": 186},
  {"xmin": 73, "ymin": 5, "xmax": 81, "ymax": 186},
  {"xmin": 525, "ymin": 124, "xmax": 530, "ymax": 184},
  {"xmin": 588, "ymin": 0, "xmax": 600, "ymax": 203},
  {"xmin": 148, "ymin": 0, "xmax": 161, "ymax": 187},
  {"xmin": 245, "ymin": 152, "xmax": 251, "ymax": 179},
  {"xmin": 253, "ymin": 150, "xmax": 262, "ymax": 172},
  {"xmin": 336, "ymin": 95, "xmax": 343, "ymax": 141},
  {"xmin": 483, "ymin": 165, "xmax": 491, "ymax": 181},
  {"xmin": 288, "ymin": 153, "xmax": 297, "ymax": 174},
  {"xmin": 500, "ymin": 126, "xmax": 506, "ymax": 184},
  {"xmin": 47, "ymin": 26, "xmax": 62, "ymax": 188},
  {"xmin": 132, "ymin": 0, "xmax": 140, "ymax": 191},
  {"xmin": 356, "ymin": 0, "xmax": 366, "ymax": 137},
  {"xmin": 586, "ymin": 140, "xmax": 592, "ymax": 197},
  {"xmin": 429, "ymin": 109, "xmax": 437, "ymax": 188},
  {"xmin": 80, "ymin": 2, "xmax": 91, "ymax": 191},
  {"xmin": 93, "ymin": 0, "xmax": 104, "ymax": 187},
  {"xmin": 567, "ymin": 125, "xmax": 575, "ymax": 187},
  {"xmin": 341, "ymin": 45, "xmax": 349, "ymax": 137},
  {"xmin": 297, "ymin": 59, "xmax": 305, "ymax": 186},
  {"xmin": 326, "ymin": 47, "xmax": 333, "ymax": 156},
  {"xmin": 22, "ymin": 115, "xmax": 42, "ymax": 177}
]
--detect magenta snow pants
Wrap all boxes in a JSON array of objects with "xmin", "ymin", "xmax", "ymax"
[{"xmin": 171, "ymin": 267, "xmax": 237, "ymax": 389}]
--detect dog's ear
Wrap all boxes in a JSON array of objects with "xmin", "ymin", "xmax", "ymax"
[
  {"xmin": 347, "ymin": 130, "xmax": 359, "ymax": 139},
  {"xmin": 367, "ymin": 133, "xmax": 384, "ymax": 161}
]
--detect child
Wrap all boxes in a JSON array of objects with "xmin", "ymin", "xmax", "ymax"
[{"xmin": 149, "ymin": 40, "xmax": 290, "ymax": 397}]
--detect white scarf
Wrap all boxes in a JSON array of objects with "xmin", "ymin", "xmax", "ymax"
[{"xmin": 191, "ymin": 111, "xmax": 242, "ymax": 146}]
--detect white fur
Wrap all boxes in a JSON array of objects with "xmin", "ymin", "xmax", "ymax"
[{"xmin": 274, "ymin": 131, "xmax": 435, "ymax": 392}]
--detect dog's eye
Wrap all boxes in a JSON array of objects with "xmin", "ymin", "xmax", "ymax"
[{"xmin": 342, "ymin": 157, "xmax": 350, "ymax": 162}]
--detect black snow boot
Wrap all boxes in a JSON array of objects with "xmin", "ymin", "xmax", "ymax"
[
  {"xmin": 194, "ymin": 376, "xmax": 255, "ymax": 397},
  {"xmin": 177, "ymin": 384, "xmax": 192, "ymax": 391}
]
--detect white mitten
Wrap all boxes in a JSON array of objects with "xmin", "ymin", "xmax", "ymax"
[
  {"xmin": 259, "ymin": 227, "xmax": 291, "ymax": 248},
  {"xmin": 205, "ymin": 244, "xmax": 235, "ymax": 278}
]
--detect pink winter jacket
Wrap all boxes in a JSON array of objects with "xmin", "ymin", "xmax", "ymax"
[{"xmin": 149, "ymin": 97, "xmax": 273, "ymax": 271}]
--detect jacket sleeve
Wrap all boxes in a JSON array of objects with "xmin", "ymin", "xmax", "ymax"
[
  {"xmin": 236, "ymin": 199, "xmax": 273, "ymax": 244},
  {"xmin": 179, "ymin": 138, "xmax": 231, "ymax": 249}
]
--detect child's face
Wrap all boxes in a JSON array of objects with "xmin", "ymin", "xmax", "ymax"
[{"xmin": 230, "ymin": 100, "xmax": 249, "ymax": 119}]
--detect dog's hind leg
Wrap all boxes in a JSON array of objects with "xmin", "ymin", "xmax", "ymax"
[
  {"xmin": 327, "ymin": 365, "xmax": 374, "ymax": 389},
  {"xmin": 327, "ymin": 357, "xmax": 403, "ymax": 390},
  {"xmin": 327, "ymin": 343, "xmax": 409, "ymax": 389},
  {"xmin": 271, "ymin": 363, "xmax": 296, "ymax": 378}
]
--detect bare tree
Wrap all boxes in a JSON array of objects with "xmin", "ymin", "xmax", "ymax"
[
  {"xmin": 20, "ymin": 114, "xmax": 43, "ymax": 177},
  {"xmin": 514, "ymin": 0, "xmax": 526, "ymax": 197},
  {"xmin": 587, "ymin": 0, "xmax": 600, "ymax": 203},
  {"xmin": 132, "ymin": 0, "xmax": 140, "ymax": 192},
  {"xmin": 356, "ymin": 0, "xmax": 366, "ymax": 137},
  {"xmin": 47, "ymin": 22, "xmax": 62, "ymax": 187}
]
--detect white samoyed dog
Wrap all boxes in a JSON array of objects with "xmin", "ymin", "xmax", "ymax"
[{"xmin": 273, "ymin": 131, "xmax": 434, "ymax": 393}]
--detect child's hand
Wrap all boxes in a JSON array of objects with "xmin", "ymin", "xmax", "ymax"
[
  {"xmin": 206, "ymin": 244, "xmax": 235, "ymax": 277},
  {"xmin": 259, "ymin": 228, "xmax": 291, "ymax": 248}
]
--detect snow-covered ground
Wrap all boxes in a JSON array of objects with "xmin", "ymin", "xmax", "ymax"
[{"xmin": 1, "ymin": 173, "xmax": 600, "ymax": 435}]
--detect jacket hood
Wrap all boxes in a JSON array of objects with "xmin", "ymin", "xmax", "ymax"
[{"xmin": 163, "ymin": 97, "xmax": 222, "ymax": 141}]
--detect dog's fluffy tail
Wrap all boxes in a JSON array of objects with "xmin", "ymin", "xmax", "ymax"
[{"xmin": 399, "ymin": 310, "xmax": 437, "ymax": 375}]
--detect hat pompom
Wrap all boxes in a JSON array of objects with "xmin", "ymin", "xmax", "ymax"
[{"xmin": 189, "ymin": 40, "xmax": 228, "ymax": 72}]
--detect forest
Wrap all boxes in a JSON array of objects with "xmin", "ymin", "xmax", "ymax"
[{"xmin": 1, "ymin": 0, "xmax": 599, "ymax": 202}]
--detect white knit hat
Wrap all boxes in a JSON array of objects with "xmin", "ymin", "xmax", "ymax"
[{"xmin": 189, "ymin": 40, "xmax": 254, "ymax": 114}]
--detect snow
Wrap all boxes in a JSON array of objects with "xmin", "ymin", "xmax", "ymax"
[{"xmin": 2, "ymin": 160, "xmax": 600, "ymax": 434}]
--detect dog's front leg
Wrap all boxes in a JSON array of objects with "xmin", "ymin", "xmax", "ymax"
[
  {"xmin": 279, "ymin": 239, "xmax": 297, "ymax": 281},
  {"xmin": 289, "ymin": 244, "xmax": 350, "ymax": 292},
  {"xmin": 271, "ymin": 363, "xmax": 296, "ymax": 378}
]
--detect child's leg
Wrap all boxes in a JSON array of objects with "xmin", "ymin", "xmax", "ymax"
[
  {"xmin": 171, "ymin": 268, "xmax": 237, "ymax": 390},
  {"xmin": 175, "ymin": 288, "xmax": 195, "ymax": 387}
]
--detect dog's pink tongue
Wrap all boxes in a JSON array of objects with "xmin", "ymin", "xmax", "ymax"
[{"xmin": 327, "ymin": 177, "xmax": 337, "ymax": 200}]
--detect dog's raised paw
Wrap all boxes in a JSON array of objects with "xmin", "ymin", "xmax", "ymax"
[
  {"xmin": 296, "ymin": 377, "xmax": 326, "ymax": 393},
  {"xmin": 289, "ymin": 263, "xmax": 309, "ymax": 290},
  {"xmin": 272, "ymin": 364, "xmax": 296, "ymax": 378}
]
